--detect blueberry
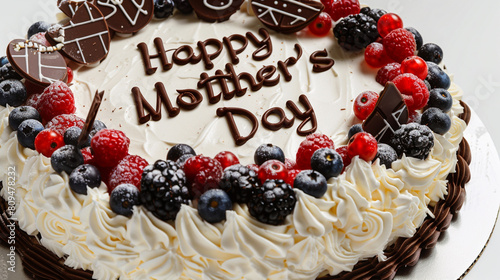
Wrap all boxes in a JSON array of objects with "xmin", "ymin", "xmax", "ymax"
[
  {"xmin": 0, "ymin": 64, "xmax": 22, "ymax": 81},
  {"xmin": 426, "ymin": 62, "xmax": 450, "ymax": 90},
  {"xmin": 89, "ymin": 120, "xmax": 107, "ymax": 138},
  {"xmin": 421, "ymin": 107, "xmax": 451, "ymax": 135},
  {"xmin": 405, "ymin": 27, "xmax": 423, "ymax": 50},
  {"xmin": 418, "ymin": 43, "xmax": 443, "ymax": 64},
  {"xmin": 424, "ymin": 79, "xmax": 432, "ymax": 91},
  {"xmin": 69, "ymin": 164, "xmax": 101, "ymax": 195},
  {"xmin": 310, "ymin": 148, "xmax": 343, "ymax": 179},
  {"xmin": 0, "ymin": 79, "xmax": 27, "ymax": 107},
  {"xmin": 9, "ymin": 106, "xmax": 41, "ymax": 131},
  {"xmin": 154, "ymin": 0, "xmax": 175, "ymax": 19},
  {"xmin": 375, "ymin": 144, "xmax": 397, "ymax": 168},
  {"xmin": 27, "ymin": 21, "xmax": 51, "ymax": 39},
  {"xmin": 197, "ymin": 189, "xmax": 232, "ymax": 223},
  {"xmin": 110, "ymin": 184, "xmax": 140, "ymax": 217},
  {"xmin": 293, "ymin": 170, "xmax": 328, "ymax": 198},
  {"xmin": 348, "ymin": 124, "xmax": 364, "ymax": 140},
  {"xmin": 176, "ymin": 153, "xmax": 194, "ymax": 168},
  {"xmin": 173, "ymin": 0, "xmax": 193, "ymax": 14},
  {"xmin": 51, "ymin": 145, "xmax": 84, "ymax": 174},
  {"xmin": 64, "ymin": 126, "xmax": 90, "ymax": 147},
  {"xmin": 167, "ymin": 143, "xmax": 196, "ymax": 162},
  {"xmin": 428, "ymin": 88, "xmax": 453, "ymax": 113},
  {"xmin": 254, "ymin": 143, "xmax": 285, "ymax": 165},
  {"xmin": 17, "ymin": 119, "xmax": 44, "ymax": 149},
  {"xmin": 0, "ymin": 57, "xmax": 9, "ymax": 67}
]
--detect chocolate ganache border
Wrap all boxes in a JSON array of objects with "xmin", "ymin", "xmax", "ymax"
[{"xmin": 0, "ymin": 102, "xmax": 472, "ymax": 280}]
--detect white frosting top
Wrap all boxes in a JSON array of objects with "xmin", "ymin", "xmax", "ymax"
[{"xmin": 0, "ymin": 2, "xmax": 467, "ymax": 280}]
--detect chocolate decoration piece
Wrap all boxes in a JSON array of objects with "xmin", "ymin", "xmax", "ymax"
[
  {"xmin": 77, "ymin": 90, "xmax": 104, "ymax": 147},
  {"xmin": 47, "ymin": 2, "xmax": 111, "ymax": 65},
  {"xmin": 216, "ymin": 107, "xmax": 258, "ymax": 146},
  {"xmin": 6, "ymin": 39, "xmax": 68, "ymax": 86},
  {"xmin": 252, "ymin": 0, "xmax": 324, "ymax": 34},
  {"xmin": 93, "ymin": 0, "xmax": 154, "ymax": 33},
  {"xmin": 310, "ymin": 49, "xmax": 335, "ymax": 72},
  {"xmin": 362, "ymin": 82, "xmax": 409, "ymax": 144},
  {"xmin": 57, "ymin": 0, "xmax": 88, "ymax": 17},
  {"xmin": 189, "ymin": 0, "xmax": 245, "ymax": 22}
]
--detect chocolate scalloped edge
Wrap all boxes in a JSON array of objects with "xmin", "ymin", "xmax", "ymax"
[{"xmin": 0, "ymin": 103, "xmax": 473, "ymax": 280}]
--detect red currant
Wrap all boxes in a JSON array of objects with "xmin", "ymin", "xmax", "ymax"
[
  {"xmin": 214, "ymin": 151, "xmax": 240, "ymax": 169},
  {"xmin": 66, "ymin": 67, "xmax": 74, "ymax": 84},
  {"xmin": 335, "ymin": 146, "xmax": 351, "ymax": 173},
  {"xmin": 286, "ymin": 169, "xmax": 301, "ymax": 187},
  {"xmin": 377, "ymin": 13, "xmax": 403, "ymax": 38},
  {"xmin": 308, "ymin": 12, "xmax": 332, "ymax": 37},
  {"xmin": 401, "ymin": 56, "xmax": 428, "ymax": 80},
  {"xmin": 364, "ymin": 42, "xmax": 393, "ymax": 68},
  {"xmin": 353, "ymin": 91, "xmax": 379, "ymax": 120},
  {"xmin": 347, "ymin": 132, "xmax": 378, "ymax": 162},
  {"xmin": 34, "ymin": 129, "xmax": 65, "ymax": 157},
  {"xmin": 258, "ymin": 160, "xmax": 288, "ymax": 184}
]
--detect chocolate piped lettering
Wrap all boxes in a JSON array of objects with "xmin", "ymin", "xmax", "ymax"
[
  {"xmin": 176, "ymin": 89, "xmax": 203, "ymax": 110},
  {"xmin": 217, "ymin": 107, "xmax": 258, "ymax": 146},
  {"xmin": 223, "ymin": 34, "xmax": 248, "ymax": 64},
  {"xmin": 286, "ymin": 94, "xmax": 317, "ymax": 136},
  {"xmin": 137, "ymin": 38, "xmax": 173, "ymax": 75},
  {"xmin": 262, "ymin": 107, "xmax": 294, "ymax": 131},
  {"xmin": 310, "ymin": 49, "xmax": 335, "ymax": 73},
  {"xmin": 246, "ymin": 28, "xmax": 273, "ymax": 61},
  {"xmin": 278, "ymin": 44, "xmax": 302, "ymax": 81},
  {"xmin": 197, "ymin": 38, "xmax": 224, "ymax": 70},
  {"xmin": 132, "ymin": 83, "xmax": 180, "ymax": 124}
]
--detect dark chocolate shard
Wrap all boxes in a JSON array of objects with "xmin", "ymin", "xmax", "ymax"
[
  {"xmin": 57, "ymin": 0, "xmax": 89, "ymax": 17},
  {"xmin": 362, "ymin": 82, "xmax": 409, "ymax": 144},
  {"xmin": 78, "ymin": 90, "xmax": 104, "ymax": 147},
  {"xmin": 252, "ymin": 0, "xmax": 324, "ymax": 34}
]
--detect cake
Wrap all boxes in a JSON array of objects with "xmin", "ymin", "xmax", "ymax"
[{"xmin": 0, "ymin": 1, "xmax": 471, "ymax": 280}]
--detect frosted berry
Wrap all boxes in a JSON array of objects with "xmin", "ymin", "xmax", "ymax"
[
  {"xmin": 418, "ymin": 43, "xmax": 443, "ymax": 64},
  {"xmin": 405, "ymin": 27, "xmax": 423, "ymax": 50},
  {"xmin": 347, "ymin": 132, "xmax": 378, "ymax": 161},
  {"xmin": 89, "ymin": 120, "xmax": 107, "ymax": 138},
  {"xmin": 69, "ymin": 164, "xmax": 101, "ymax": 195},
  {"xmin": 353, "ymin": 91, "xmax": 379, "ymax": 120},
  {"xmin": 91, "ymin": 129, "xmax": 130, "ymax": 168},
  {"xmin": 0, "ymin": 63, "xmax": 22, "ymax": 82},
  {"xmin": 248, "ymin": 179, "xmax": 296, "ymax": 225},
  {"xmin": 377, "ymin": 13, "xmax": 403, "ymax": 38},
  {"xmin": 81, "ymin": 147, "xmax": 94, "ymax": 164},
  {"xmin": 64, "ymin": 126, "xmax": 90, "ymax": 147},
  {"xmin": 37, "ymin": 81, "xmax": 76, "ymax": 122},
  {"xmin": 110, "ymin": 184, "xmax": 140, "ymax": 217},
  {"xmin": 348, "ymin": 123, "xmax": 364, "ymax": 140},
  {"xmin": 214, "ymin": 151, "xmax": 240, "ymax": 169},
  {"xmin": 9, "ymin": 106, "xmax": 41, "ymax": 131},
  {"xmin": 46, "ymin": 114, "xmax": 85, "ymax": 135},
  {"xmin": 296, "ymin": 133, "xmax": 334, "ymax": 170},
  {"xmin": 51, "ymin": 145, "xmax": 84, "ymax": 174},
  {"xmin": 167, "ymin": 143, "xmax": 196, "ymax": 162},
  {"xmin": 27, "ymin": 21, "xmax": 51, "ymax": 39},
  {"xmin": 258, "ymin": 160, "xmax": 288, "ymax": 184},
  {"xmin": 286, "ymin": 169, "xmax": 301, "ymax": 187},
  {"xmin": 310, "ymin": 148, "xmax": 343, "ymax": 179},
  {"xmin": 425, "ymin": 62, "xmax": 451, "ymax": 90},
  {"xmin": 184, "ymin": 155, "xmax": 223, "ymax": 198},
  {"xmin": 254, "ymin": 143, "xmax": 285, "ymax": 165},
  {"xmin": 308, "ymin": 12, "xmax": 332, "ymax": 37},
  {"xmin": 0, "ymin": 79, "xmax": 27, "ymax": 107},
  {"xmin": 401, "ymin": 56, "xmax": 428, "ymax": 80},
  {"xmin": 375, "ymin": 143, "xmax": 397, "ymax": 168},
  {"xmin": 376, "ymin": 62, "xmax": 401, "ymax": 86},
  {"xmin": 247, "ymin": 164, "xmax": 259, "ymax": 174},
  {"xmin": 29, "ymin": 32, "xmax": 51, "ymax": 47},
  {"xmin": 285, "ymin": 158, "xmax": 297, "ymax": 170},
  {"xmin": 392, "ymin": 73, "xmax": 430, "ymax": 111},
  {"xmin": 294, "ymin": 170, "xmax": 328, "ymax": 198},
  {"xmin": 198, "ymin": 189, "xmax": 232, "ymax": 223},
  {"xmin": 408, "ymin": 110, "xmax": 422, "ymax": 124},
  {"xmin": 364, "ymin": 42, "xmax": 392, "ymax": 68},
  {"xmin": 66, "ymin": 67, "xmax": 74, "ymax": 84},
  {"xmin": 336, "ymin": 146, "xmax": 352, "ymax": 172},
  {"xmin": 383, "ymin": 28, "xmax": 416, "ymax": 63},
  {"xmin": 421, "ymin": 107, "xmax": 451, "ymax": 135},
  {"xmin": 428, "ymin": 88, "xmax": 453, "ymax": 113},
  {"xmin": 17, "ymin": 119, "xmax": 44, "ymax": 149},
  {"xmin": 329, "ymin": 0, "xmax": 361, "ymax": 22},
  {"xmin": 108, "ymin": 155, "xmax": 149, "ymax": 193},
  {"xmin": 34, "ymin": 129, "xmax": 65, "ymax": 157},
  {"xmin": 391, "ymin": 123, "xmax": 434, "ymax": 160}
]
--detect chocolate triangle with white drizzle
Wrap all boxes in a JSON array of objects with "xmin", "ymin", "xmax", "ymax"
[
  {"xmin": 77, "ymin": 90, "xmax": 104, "ymax": 148},
  {"xmin": 362, "ymin": 82, "xmax": 409, "ymax": 144}
]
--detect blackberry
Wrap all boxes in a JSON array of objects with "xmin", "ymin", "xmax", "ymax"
[
  {"xmin": 390, "ymin": 123, "xmax": 434, "ymax": 160},
  {"xmin": 334, "ymin": 14, "xmax": 379, "ymax": 51},
  {"xmin": 360, "ymin": 7, "xmax": 387, "ymax": 23},
  {"xmin": 219, "ymin": 164, "xmax": 260, "ymax": 203},
  {"xmin": 375, "ymin": 143, "xmax": 397, "ymax": 168},
  {"xmin": 173, "ymin": 0, "xmax": 193, "ymax": 14},
  {"xmin": 248, "ymin": 179, "xmax": 296, "ymax": 225},
  {"xmin": 140, "ymin": 160, "xmax": 191, "ymax": 221}
]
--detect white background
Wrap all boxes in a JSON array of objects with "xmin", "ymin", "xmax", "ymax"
[{"xmin": 0, "ymin": 0, "xmax": 499, "ymax": 279}]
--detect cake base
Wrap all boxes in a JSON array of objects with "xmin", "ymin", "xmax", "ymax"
[{"xmin": 0, "ymin": 103, "xmax": 473, "ymax": 280}]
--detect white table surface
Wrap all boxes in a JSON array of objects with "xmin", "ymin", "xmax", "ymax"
[{"xmin": 0, "ymin": 1, "xmax": 499, "ymax": 279}]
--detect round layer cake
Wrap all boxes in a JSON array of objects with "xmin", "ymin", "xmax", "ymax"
[{"xmin": 0, "ymin": 1, "xmax": 470, "ymax": 280}]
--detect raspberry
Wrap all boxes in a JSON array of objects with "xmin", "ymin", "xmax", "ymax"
[
  {"xmin": 335, "ymin": 146, "xmax": 351, "ymax": 172},
  {"xmin": 329, "ymin": 0, "xmax": 361, "ymax": 21},
  {"xmin": 66, "ymin": 67, "xmax": 74, "ymax": 84},
  {"xmin": 296, "ymin": 133, "xmax": 334, "ymax": 170},
  {"xmin": 25, "ymin": 92, "xmax": 42, "ymax": 107},
  {"xmin": 183, "ymin": 155, "xmax": 223, "ymax": 198},
  {"xmin": 37, "ymin": 81, "xmax": 76, "ymax": 122},
  {"xmin": 392, "ymin": 73, "xmax": 430, "ymax": 111},
  {"xmin": 91, "ymin": 129, "xmax": 130, "ymax": 168},
  {"xmin": 286, "ymin": 169, "xmax": 301, "ymax": 187},
  {"xmin": 45, "ymin": 114, "xmax": 85, "ymax": 135},
  {"xmin": 383, "ymin": 28, "xmax": 416, "ymax": 63},
  {"xmin": 376, "ymin": 62, "xmax": 401, "ymax": 86},
  {"xmin": 364, "ymin": 42, "xmax": 392, "ymax": 68},
  {"xmin": 81, "ymin": 147, "xmax": 94, "ymax": 164},
  {"xmin": 108, "ymin": 155, "xmax": 149, "ymax": 193}
]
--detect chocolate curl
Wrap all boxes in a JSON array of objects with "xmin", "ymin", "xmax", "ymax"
[{"xmin": 77, "ymin": 90, "xmax": 104, "ymax": 148}]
